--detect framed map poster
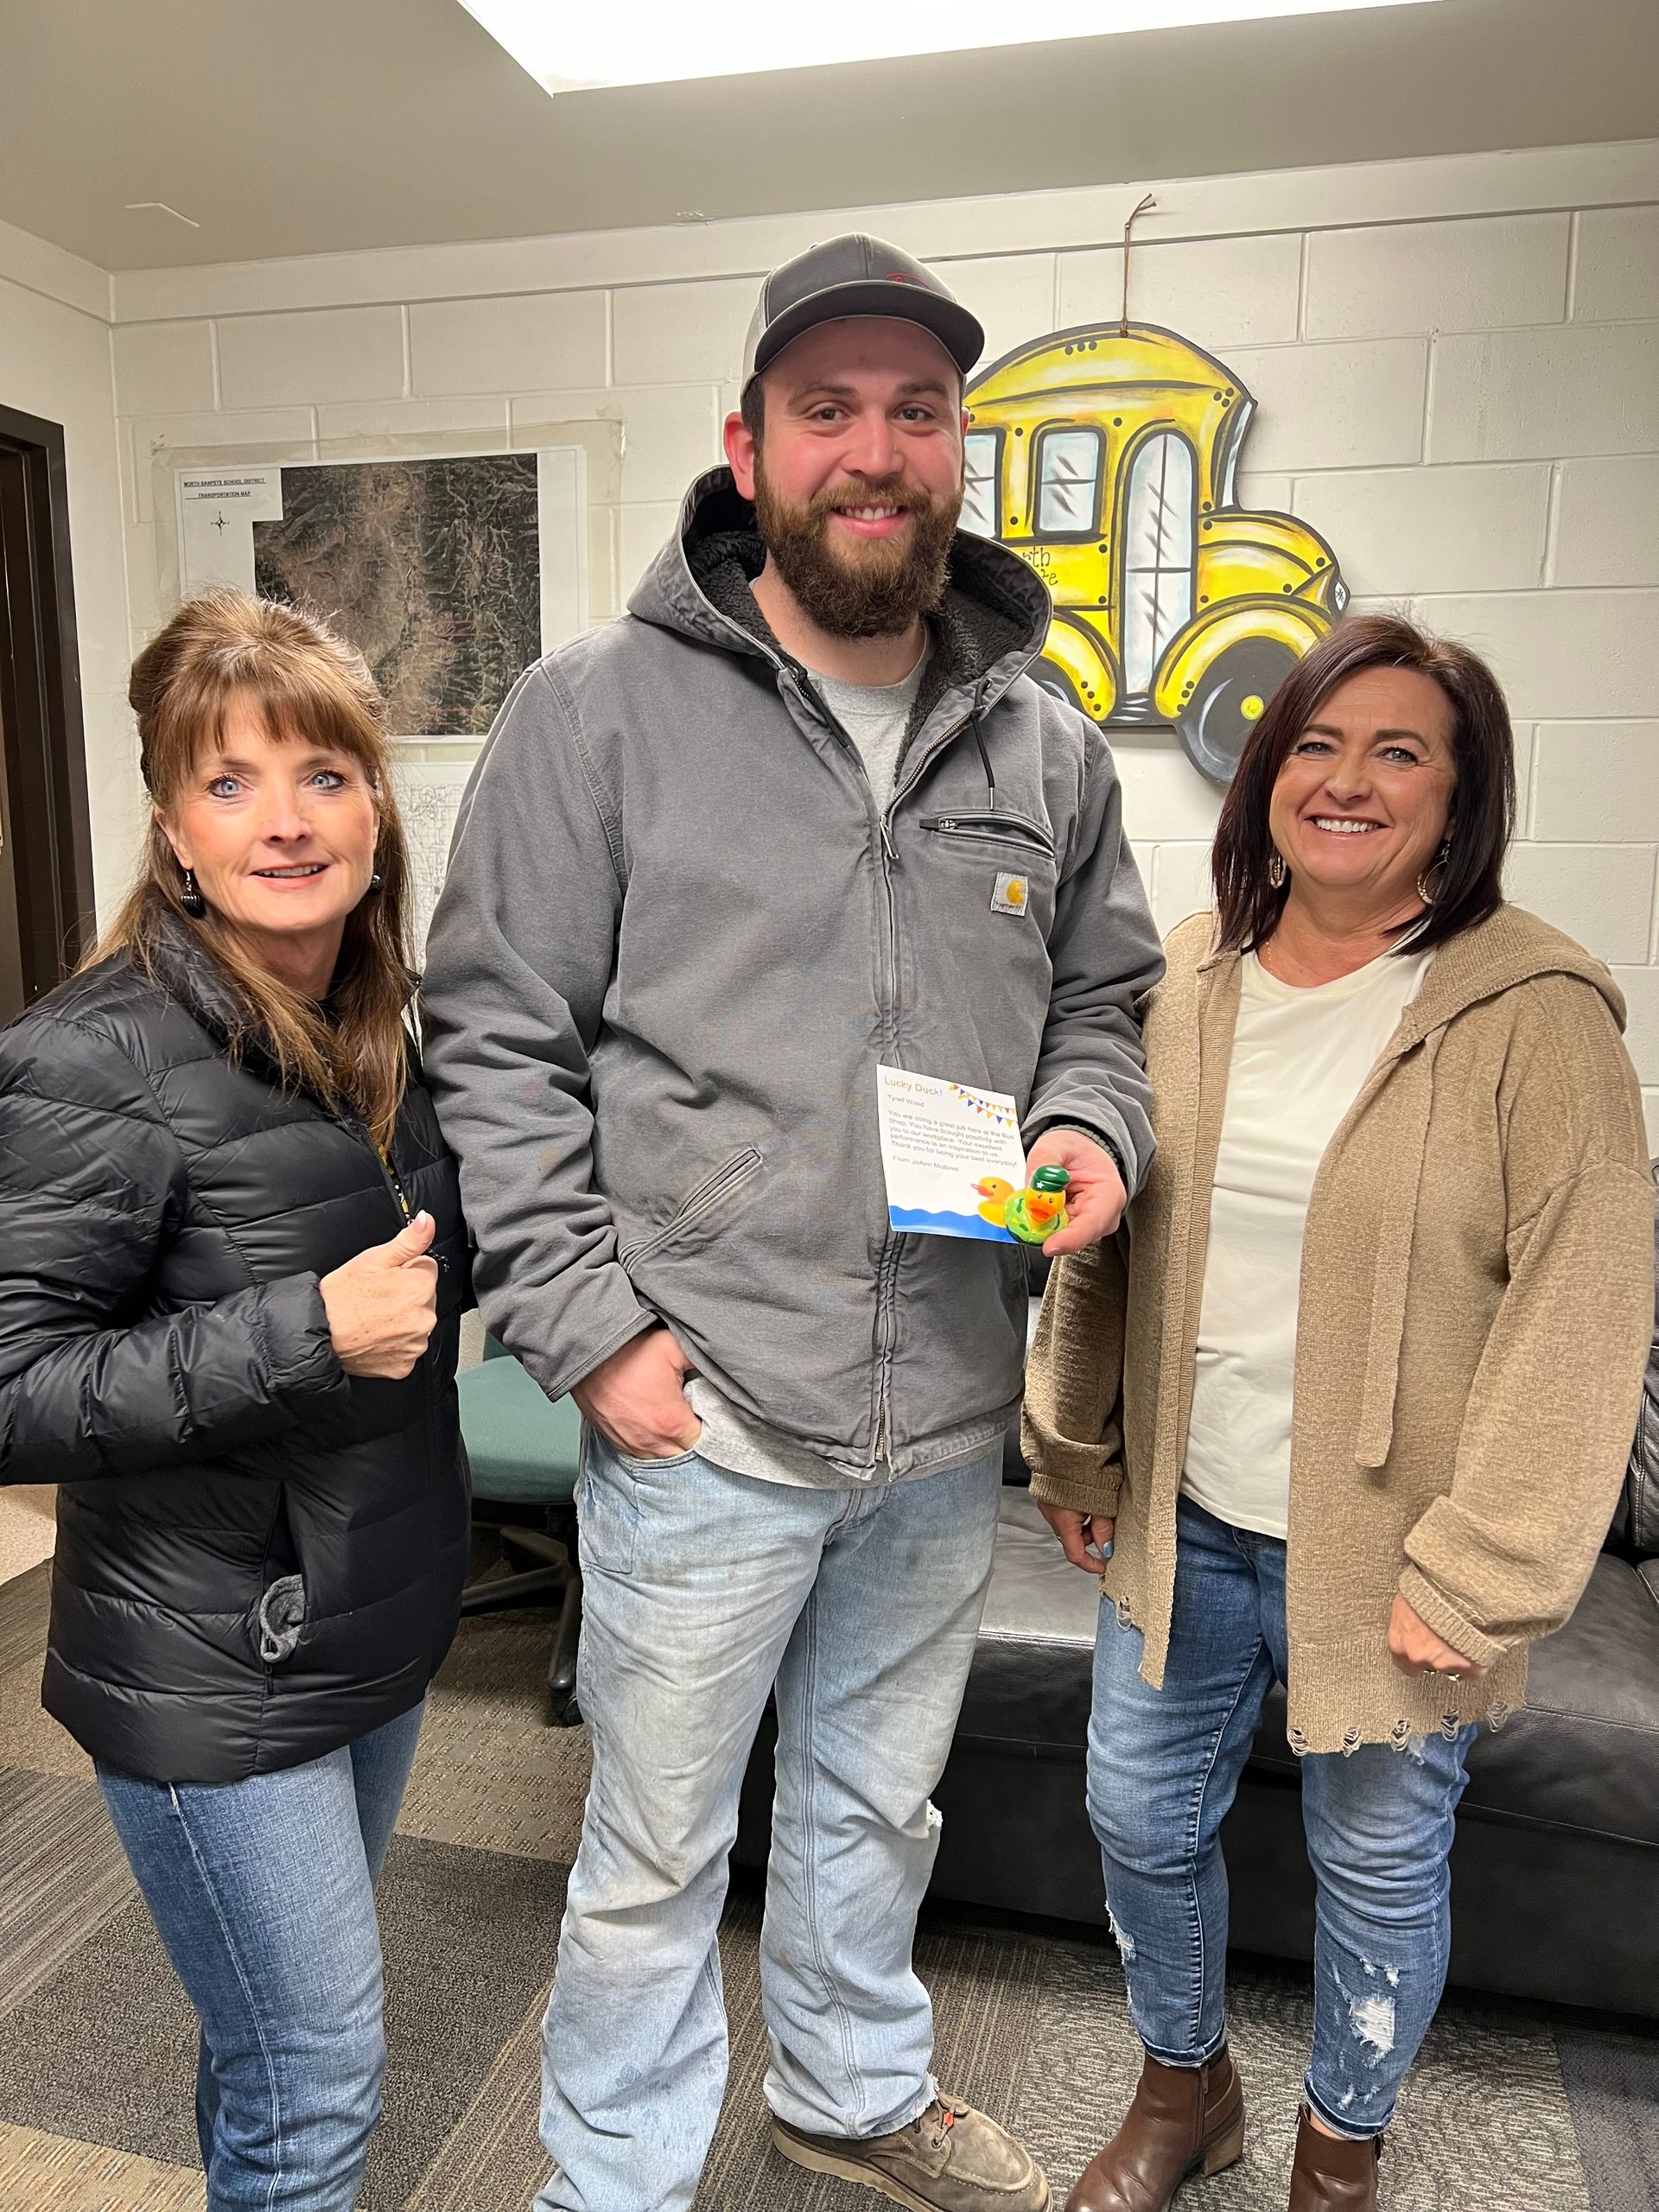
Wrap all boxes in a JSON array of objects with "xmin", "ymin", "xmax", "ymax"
[
  {"xmin": 175, "ymin": 447, "xmax": 586, "ymax": 740},
  {"xmin": 390, "ymin": 759, "xmax": 477, "ymax": 958}
]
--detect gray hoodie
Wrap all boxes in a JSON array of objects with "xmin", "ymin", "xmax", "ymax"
[{"xmin": 420, "ymin": 469, "xmax": 1164, "ymax": 1478}]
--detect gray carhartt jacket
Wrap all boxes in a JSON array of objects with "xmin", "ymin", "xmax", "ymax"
[{"xmin": 421, "ymin": 469, "xmax": 1164, "ymax": 1477}]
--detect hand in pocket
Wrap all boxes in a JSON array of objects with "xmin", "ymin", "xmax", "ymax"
[{"xmin": 574, "ymin": 1325, "xmax": 703, "ymax": 1461}]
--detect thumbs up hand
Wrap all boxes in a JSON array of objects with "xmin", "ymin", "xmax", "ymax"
[
  {"xmin": 320, "ymin": 1210, "xmax": 441, "ymax": 1378},
  {"xmin": 381, "ymin": 1212, "xmax": 438, "ymax": 1267}
]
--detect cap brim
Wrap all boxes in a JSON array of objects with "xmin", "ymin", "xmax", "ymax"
[{"xmin": 749, "ymin": 280, "xmax": 984, "ymax": 386}]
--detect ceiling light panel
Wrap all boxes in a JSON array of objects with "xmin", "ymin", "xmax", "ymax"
[{"xmin": 460, "ymin": 0, "xmax": 1439, "ymax": 93}]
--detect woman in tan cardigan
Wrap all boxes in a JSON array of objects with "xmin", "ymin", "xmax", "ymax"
[{"xmin": 1024, "ymin": 616, "xmax": 1652, "ymax": 2212}]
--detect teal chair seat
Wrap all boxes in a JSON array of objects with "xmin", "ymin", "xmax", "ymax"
[
  {"xmin": 458, "ymin": 1352, "xmax": 584, "ymax": 1505},
  {"xmin": 458, "ymin": 1338, "xmax": 584, "ymax": 1724}
]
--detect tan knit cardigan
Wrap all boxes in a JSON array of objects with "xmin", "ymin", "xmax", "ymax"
[{"xmin": 1023, "ymin": 904, "xmax": 1654, "ymax": 1752}]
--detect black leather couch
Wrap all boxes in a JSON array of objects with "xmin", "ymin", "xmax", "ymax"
[{"xmin": 738, "ymin": 1325, "xmax": 1659, "ymax": 2020}]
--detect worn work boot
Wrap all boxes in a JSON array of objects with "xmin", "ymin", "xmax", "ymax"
[
  {"xmin": 772, "ymin": 2091, "xmax": 1051, "ymax": 2210},
  {"xmin": 1065, "ymin": 2047, "xmax": 1244, "ymax": 2211},
  {"xmin": 1286, "ymin": 2107, "xmax": 1381, "ymax": 2210}
]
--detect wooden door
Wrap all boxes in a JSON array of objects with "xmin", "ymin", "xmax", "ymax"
[{"xmin": 0, "ymin": 406, "xmax": 95, "ymax": 1020}]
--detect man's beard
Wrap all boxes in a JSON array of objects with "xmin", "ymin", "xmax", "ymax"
[{"xmin": 752, "ymin": 462, "xmax": 962, "ymax": 640}]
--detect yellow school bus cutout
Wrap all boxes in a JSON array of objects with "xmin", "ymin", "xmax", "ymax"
[{"xmin": 963, "ymin": 323, "xmax": 1346, "ymax": 784}]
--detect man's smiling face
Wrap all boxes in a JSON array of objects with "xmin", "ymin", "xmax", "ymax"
[{"xmin": 725, "ymin": 317, "xmax": 968, "ymax": 639}]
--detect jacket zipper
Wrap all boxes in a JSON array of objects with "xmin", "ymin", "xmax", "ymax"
[
  {"xmin": 331, "ymin": 1103, "xmax": 416, "ymax": 1230},
  {"xmin": 871, "ymin": 800, "xmax": 905, "ymax": 1465},
  {"xmin": 340, "ymin": 1110, "xmax": 445, "ymax": 1645},
  {"xmin": 791, "ymin": 670, "xmax": 907, "ymax": 1468},
  {"xmin": 869, "ymin": 691, "xmax": 995, "ymax": 1464},
  {"xmin": 381, "ymin": 1148, "xmax": 412, "ymax": 1223},
  {"xmin": 791, "ymin": 671, "xmax": 993, "ymax": 1470}
]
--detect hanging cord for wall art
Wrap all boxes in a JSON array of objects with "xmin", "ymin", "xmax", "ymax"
[{"xmin": 1120, "ymin": 194, "xmax": 1158, "ymax": 336}]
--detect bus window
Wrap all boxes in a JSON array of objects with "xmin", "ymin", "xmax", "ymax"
[
  {"xmin": 1121, "ymin": 431, "xmax": 1197, "ymax": 699},
  {"xmin": 1034, "ymin": 427, "xmax": 1103, "ymax": 538},
  {"xmin": 962, "ymin": 429, "xmax": 1001, "ymax": 538}
]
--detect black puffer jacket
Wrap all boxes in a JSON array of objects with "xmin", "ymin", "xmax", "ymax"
[{"xmin": 0, "ymin": 915, "xmax": 470, "ymax": 1784}]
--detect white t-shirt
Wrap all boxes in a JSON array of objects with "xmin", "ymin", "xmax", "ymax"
[
  {"xmin": 1180, "ymin": 944, "xmax": 1434, "ymax": 1540},
  {"xmin": 812, "ymin": 643, "xmax": 931, "ymax": 809}
]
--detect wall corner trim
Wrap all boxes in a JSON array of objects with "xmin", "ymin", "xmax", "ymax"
[{"xmin": 0, "ymin": 215, "xmax": 112, "ymax": 323}]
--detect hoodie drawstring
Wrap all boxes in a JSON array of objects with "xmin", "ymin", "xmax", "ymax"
[{"xmin": 970, "ymin": 696, "xmax": 995, "ymax": 813}]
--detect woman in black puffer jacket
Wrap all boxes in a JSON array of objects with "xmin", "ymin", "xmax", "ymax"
[{"xmin": 0, "ymin": 591, "xmax": 469, "ymax": 2212}]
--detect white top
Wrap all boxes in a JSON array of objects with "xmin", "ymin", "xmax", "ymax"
[
  {"xmin": 812, "ymin": 641, "xmax": 931, "ymax": 810},
  {"xmin": 1180, "ymin": 944, "xmax": 1434, "ymax": 1540}
]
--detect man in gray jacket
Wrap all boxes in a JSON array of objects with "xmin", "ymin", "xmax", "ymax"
[{"xmin": 423, "ymin": 236, "xmax": 1164, "ymax": 2212}]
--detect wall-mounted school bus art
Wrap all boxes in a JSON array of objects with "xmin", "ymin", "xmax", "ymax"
[{"xmin": 963, "ymin": 323, "xmax": 1347, "ymax": 784}]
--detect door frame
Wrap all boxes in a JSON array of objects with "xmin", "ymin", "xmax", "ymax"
[{"xmin": 0, "ymin": 402, "xmax": 97, "ymax": 1001}]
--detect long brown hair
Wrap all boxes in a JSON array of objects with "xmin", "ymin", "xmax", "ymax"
[
  {"xmin": 88, "ymin": 590, "xmax": 415, "ymax": 1147},
  {"xmin": 1211, "ymin": 614, "xmax": 1516, "ymax": 958}
]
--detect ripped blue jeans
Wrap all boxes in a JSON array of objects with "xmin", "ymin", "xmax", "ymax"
[{"xmin": 1086, "ymin": 1497, "xmax": 1473, "ymax": 2139}]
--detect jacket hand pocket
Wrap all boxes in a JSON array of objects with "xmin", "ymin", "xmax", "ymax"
[
  {"xmin": 618, "ymin": 1147, "xmax": 766, "ymax": 1270},
  {"xmin": 255, "ymin": 1573, "xmax": 307, "ymax": 1664}
]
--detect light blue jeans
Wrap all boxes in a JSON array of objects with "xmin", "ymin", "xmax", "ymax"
[
  {"xmin": 537, "ymin": 1429, "xmax": 1005, "ymax": 2212},
  {"xmin": 1088, "ymin": 1497, "xmax": 1474, "ymax": 2138},
  {"xmin": 97, "ymin": 1701, "xmax": 424, "ymax": 2212}
]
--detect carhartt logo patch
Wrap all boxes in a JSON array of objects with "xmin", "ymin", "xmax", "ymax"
[{"xmin": 991, "ymin": 871, "xmax": 1029, "ymax": 917}]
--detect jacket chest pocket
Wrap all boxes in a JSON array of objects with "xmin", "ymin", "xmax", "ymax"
[
  {"xmin": 918, "ymin": 812, "xmax": 1058, "ymax": 935},
  {"xmin": 920, "ymin": 810, "xmax": 1055, "ymax": 863}
]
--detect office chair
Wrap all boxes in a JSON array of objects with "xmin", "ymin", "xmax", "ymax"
[{"xmin": 457, "ymin": 1338, "xmax": 584, "ymax": 1726}]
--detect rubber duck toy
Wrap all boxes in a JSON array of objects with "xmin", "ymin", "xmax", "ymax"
[
  {"xmin": 1004, "ymin": 1164, "xmax": 1071, "ymax": 1245},
  {"xmin": 974, "ymin": 1176, "xmax": 1015, "ymax": 1227}
]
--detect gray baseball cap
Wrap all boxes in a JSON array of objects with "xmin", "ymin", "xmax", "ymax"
[{"xmin": 741, "ymin": 233, "xmax": 984, "ymax": 391}]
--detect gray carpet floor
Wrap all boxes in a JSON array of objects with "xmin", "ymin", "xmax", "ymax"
[{"xmin": 1, "ymin": 1564, "xmax": 1656, "ymax": 2210}]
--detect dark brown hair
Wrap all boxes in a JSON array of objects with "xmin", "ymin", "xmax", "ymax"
[
  {"xmin": 87, "ymin": 589, "xmax": 415, "ymax": 1147},
  {"xmin": 1211, "ymin": 613, "xmax": 1516, "ymax": 957}
]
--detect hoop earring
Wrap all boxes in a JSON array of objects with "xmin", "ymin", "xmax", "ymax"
[
  {"xmin": 1268, "ymin": 852, "xmax": 1287, "ymax": 890},
  {"xmin": 180, "ymin": 868, "xmax": 207, "ymax": 918},
  {"xmin": 1416, "ymin": 838, "xmax": 1452, "ymax": 906}
]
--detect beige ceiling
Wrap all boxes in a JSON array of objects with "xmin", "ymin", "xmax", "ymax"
[{"xmin": 1, "ymin": 0, "xmax": 1655, "ymax": 273}]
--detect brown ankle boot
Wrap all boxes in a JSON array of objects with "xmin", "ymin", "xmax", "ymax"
[
  {"xmin": 1064, "ymin": 2047, "xmax": 1244, "ymax": 2212},
  {"xmin": 1286, "ymin": 2107, "xmax": 1381, "ymax": 2210}
]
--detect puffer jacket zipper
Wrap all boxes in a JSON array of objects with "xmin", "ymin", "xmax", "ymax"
[
  {"xmin": 329, "ymin": 1100, "xmax": 414, "ymax": 1224},
  {"xmin": 338, "ymin": 1109, "xmax": 445, "ymax": 1645}
]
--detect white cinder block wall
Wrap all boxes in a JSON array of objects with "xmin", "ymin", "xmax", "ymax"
[{"xmin": 95, "ymin": 140, "xmax": 1659, "ymax": 1137}]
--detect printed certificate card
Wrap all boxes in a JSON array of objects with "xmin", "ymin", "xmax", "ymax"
[{"xmin": 876, "ymin": 1065, "xmax": 1026, "ymax": 1243}]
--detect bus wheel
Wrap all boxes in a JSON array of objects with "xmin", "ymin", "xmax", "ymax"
[{"xmin": 1176, "ymin": 639, "xmax": 1298, "ymax": 785}]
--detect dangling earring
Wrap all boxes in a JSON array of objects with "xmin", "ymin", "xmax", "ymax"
[
  {"xmin": 365, "ymin": 872, "xmax": 384, "ymax": 897},
  {"xmin": 1416, "ymin": 838, "xmax": 1452, "ymax": 906},
  {"xmin": 1268, "ymin": 851, "xmax": 1287, "ymax": 890},
  {"xmin": 180, "ymin": 868, "xmax": 207, "ymax": 918}
]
